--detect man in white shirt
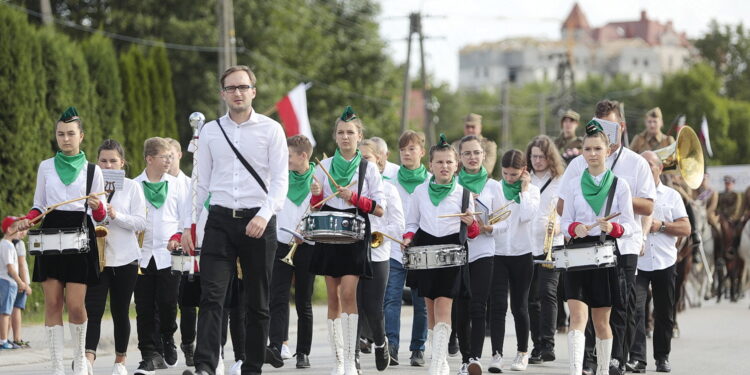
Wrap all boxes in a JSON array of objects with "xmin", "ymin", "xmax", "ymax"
[
  {"xmin": 628, "ymin": 151, "xmax": 690, "ymax": 374},
  {"xmin": 557, "ymin": 100, "xmax": 656, "ymax": 375},
  {"xmin": 182, "ymin": 65, "xmax": 288, "ymax": 375}
]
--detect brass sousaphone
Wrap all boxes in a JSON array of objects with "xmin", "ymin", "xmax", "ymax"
[{"xmin": 653, "ymin": 126, "xmax": 704, "ymax": 189}]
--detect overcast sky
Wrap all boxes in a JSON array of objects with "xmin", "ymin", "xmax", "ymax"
[{"xmin": 376, "ymin": 0, "xmax": 750, "ymax": 88}]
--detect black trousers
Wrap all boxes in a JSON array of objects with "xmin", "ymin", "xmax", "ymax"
[
  {"xmin": 85, "ymin": 262, "xmax": 139, "ymax": 355},
  {"xmin": 630, "ymin": 265, "xmax": 676, "ymax": 363},
  {"xmin": 269, "ymin": 242, "xmax": 315, "ymax": 355},
  {"xmin": 489, "ymin": 253, "xmax": 533, "ymax": 356},
  {"xmin": 609, "ymin": 253, "xmax": 638, "ymax": 363},
  {"xmin": 194, "ymin": 209, "xmax": 277, "ymax": 374},
  {"xmin": 528, "ymin": 255, "xmax": 560, "ymax": 352},
  {"xmin": 222, "ymin": 283, "xmax": 247, "ymax": 363},
  {"xmin": 134, "ymin": 258, "xmax": 180, "ymax": 359},
  {"xmin": 456, "ymin": 256, "xmax": 493, "ymax": 362},
  {"xmin": 180, "ymin": 306, "xmax": 198, "ymax": 346},
  {"xmin": 357, "ymin": 260, "xmax": 389, "ymax": 347}
]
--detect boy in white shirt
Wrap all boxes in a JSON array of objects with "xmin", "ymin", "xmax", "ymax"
[{"xmin": 1, "ymin": 217, "xmax": 31, "ymax": 349}]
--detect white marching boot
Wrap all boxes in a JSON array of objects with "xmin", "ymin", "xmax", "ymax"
[
  {"xmin": 342, "ymin": 313, "xmax": 359, "ymax": 375},
  {"xmin": 426, "ymin": 329, "xmax": 433, "ymax": 359},
  {"xmin": 70, "ymin": 322, "xmax": 89, "ymax": 375},
  {"xmin": 46, "ymin": 325, "xmax": 65, "ymax": 375},
  {"xmin": 430, "ymin": 322, "xmax": 450, "ymax": 375},
  {"xmin": 567, "ymin": 330, "xmax": 585, "ymax": 375},
  {"xmin": 595, "ymin": 338, "xmax": 613, "ymax": 375},
  {"xmin": 328, "ymin": 318, "xmax": 345, "ymax": 375}
]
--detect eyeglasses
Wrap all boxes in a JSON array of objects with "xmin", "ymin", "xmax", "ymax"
[
  {"xmin": 531, "ymin": 155, "xmax": 547, "ymax": 160},
  {"xmin": 461, "ymin": 150, "xmax": 483, "ymax": 157},
  {"xmin": 222, "ymin": 85, "xmax": 254, "ymax": 93}
]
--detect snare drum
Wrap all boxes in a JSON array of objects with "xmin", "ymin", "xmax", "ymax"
[
  {"xmin": 301, "ymin": 211, "xmax": 366, "ymax": 244},
  {"xmin": 28, "ymin": 227, "xmax": 90, "ymax": 256},
  {"xmin": 552, "ymin": 240, "xmax": 617, "ymax": 272},
  {"xmin": 403, "ymin": 245, "xmax": 466, "ymax": 270},
  {"xmin": 171, "ymin": 249, "xmax": 201, "ymax": 275}
]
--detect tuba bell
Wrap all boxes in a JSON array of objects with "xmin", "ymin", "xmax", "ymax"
[
  {"xmin": 653, "ymin": 126, "xmax": 704, "ymax": 189},
  {"xmin": 371, "ymin": 231, "xmax": 384, "ymax": 248}
]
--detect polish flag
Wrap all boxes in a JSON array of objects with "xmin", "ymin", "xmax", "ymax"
[
  {"xmin": 276, "ymin": 83, "xmax": 315, "ymax": 146},
  {"xmin": 700, "ymin": 115, "xmax": 713, "ymax": 157}
]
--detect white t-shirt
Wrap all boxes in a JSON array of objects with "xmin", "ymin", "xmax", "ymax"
[{"xmin": 0, "ymin": 239, "xmax": 18, "ymax": 285}]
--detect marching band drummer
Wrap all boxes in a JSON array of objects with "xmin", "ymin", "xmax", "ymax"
[
  {"xmin": 132, "ymin": 137, "xmax": 190, "ymax": 374},
  {"xmin": 525, "ymin": 135, "xmax": 565, "ymax": 365},
  {"xmin": 402, "ymin": 134, "xmax": 480, "ymax": 375},
  {"xmin": 85, "ymin": 139, "xmax": 147, "ymax": 375},
  {"xmin": 308, "ymin": 106, "xmax": 385, "ymax": 375},
  {"xmin": 454, "ymin": 135, "xmax": 503, "ymax": 375},
  {"xmin": 487, "ymin": 149, "xmax": 541, "ymax": 373},
  {"xmin": 356, "ymin": 139, "xmax": 404, "ymax": 371},
  {"xmin": 10, "ymin": 107, "xmax": 107, "ymax": 375},
  {"xmin": 560, "ymin": 121, "xmax": 635, "ymax": 375}
]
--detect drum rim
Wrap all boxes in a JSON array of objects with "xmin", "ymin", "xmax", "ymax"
[
  {"xmin": 307, "ymin": 211, "xmax": 366, "ymax": 220},
  {"xmin": 405, "ymin": 244, "xmax": 464, "ymax": 252}
]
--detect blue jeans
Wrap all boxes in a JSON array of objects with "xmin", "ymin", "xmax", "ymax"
[{"xmin": 384, "ymin": 258, "xmax": 427, "ymax": 352}]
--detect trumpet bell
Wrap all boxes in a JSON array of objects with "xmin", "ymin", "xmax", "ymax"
[
  {"xmin": 654, "ymin": 126, "xmax": 704, "ymax": 189},
  {"xmin": 488, "ymin": 210, "xmax": 511, "ymax": 225},
  {"xmin": 371, "ymin": 231, "xmax": 384, "ymax": 248}
]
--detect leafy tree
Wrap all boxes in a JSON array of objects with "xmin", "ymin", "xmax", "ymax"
[
  {"xmin": 81, "ymin": 33, "xmax": 125, "ymax": 146},
  {"xmin": 694, "ymin": 20, "xmax": 750, "ymax": 101}
]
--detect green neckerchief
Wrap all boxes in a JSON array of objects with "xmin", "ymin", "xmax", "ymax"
[
  {"xmin": 458, "ymin": 166, "xmax": 488, "ymax": 194},
  {"xmin": 328, "ymin": 149, "xmax": 361, "ymax": 192},
  {"xmin": 397, "ymin": 164, "xmax": 428, "ymax": 194},
  {"xmin": 54, "ymin": 151, "xmax": 87, "ymax": 186},
  {"xmin": 288, "ymin": 163, "xmax": 315, "ymax": 206},
  {"xmin": 428, "ymin": 176, "xmax": 457, "ymax": 206},
  {"xmin": 581, "ymin": 169, "xmax": 615, "ymax": 215},
  {"xmin": 142, "ymin": 180, "xmax": 168, "ymax": 209},
  {"xmin": 501, "ymin": 179, "xmax": 522, "ymax": 203},
  {"xmin": 203, "ymin": 192, "xmax": 212, "ymax": 209},
  {"xmin": 383, "ymin": 175, "xmax": 391, "ymax": 180}
]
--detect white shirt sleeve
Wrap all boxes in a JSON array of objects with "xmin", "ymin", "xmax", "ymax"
[
  {"xmin": 32, "ymin": 163, "xmax": 47, "ymax": 212},
  {"xmin": 112, "ymin": 182, "xmax": 148, "ymax": 232},
  {"xmin": 405, "ymin": 189, "xmax": 422, "ymax": 235},
  {"xmin": 518, "ymin": 185, "xmax": 541, "ymax": 223},
  {"xmin": 633, "ymin": 156, "xmax": 657, "ymax": 200},
  {"xmin": 257, "ymin": 125, "xmax": 289, "ymax": 221},
  {"xmin": 194, "ymin": 124, "xmax": 213, "ymax": 225},
  {"xmin": 384, "ymin": 184, "xmax": 405, "ymax": 242}
]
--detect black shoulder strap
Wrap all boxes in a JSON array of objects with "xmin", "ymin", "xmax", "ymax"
[
  {"xmin": 459, "ymin": 187, "xmax": 470, "ymax": 245},
  {"xmin": 215, "ymin": 118, "xmax": 268, "ymax": 193},
  {"xmin": 600, "ymin": 176, "xmax": 619, "ymax": 242},
  {"xmin": 356, "ymin": 159, "xmax": 367, "ymax": 216},
  {"xmin": 539, "ymin": 177, "xmax": 553, "ymax": 194},
  {"xmin": 610, "ymin": 143, "xmax": 625, "ymax": 171},
  {"xmin": 82, "ymin": 163, "xmax": 95, "ymax": 226}
]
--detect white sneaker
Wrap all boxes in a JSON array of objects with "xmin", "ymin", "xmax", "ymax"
[
  {"xmin": 111, "ymin": 363, "xmax": 127, "ymax": 375},
  {"xmin": 229, "ymin": 359, "xmax": 243, "ymax": 375},
  {"xmin": 457, "ymin": 363, "xmax": 469, "ymax": 375},
  {"xmin": 281, "ymin": 344, "xmax": 293, "ymax": 360},
  {"xmin": 509, "ymin": 352, "xmax": 529, "ymax": 371},
  {"xmin": 488, "ymin": 354, "xmax": 503, "ymax": 373},
  {"xmin": 467, "ymin": 357, "xmax": 483, "ymax": 375}
]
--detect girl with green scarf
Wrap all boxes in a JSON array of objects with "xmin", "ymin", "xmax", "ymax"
[
  {"xmin": 488, "ymin": 149, "xmax": 541, "ymax": 372},
  {"xmin": 560, "ymin": 123, "xmax": 634, "ymax": 375},
  {"xmin": 307, "ymin": 106, "xmax": 386, "ymax": 375}
]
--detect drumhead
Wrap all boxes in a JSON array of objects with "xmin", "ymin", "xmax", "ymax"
[{"xmin": 309, "ymin": 211, "xmax": 357, "ymax": 218}]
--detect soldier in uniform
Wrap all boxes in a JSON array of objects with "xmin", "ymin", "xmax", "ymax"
[
  {"xmin": 717, "ymin": 176, "xmax": 744, "ymax": 224},
  {"xmin": 452, "ymin": 113, "xmax": 498, "ymax": 176},
  {"xmin": 553, "ymin": 110, "xmax": 583, "ymax": 163},
  {"xmin": 630, "ymin": 108, "xmax": 675, "ymax": 154}
]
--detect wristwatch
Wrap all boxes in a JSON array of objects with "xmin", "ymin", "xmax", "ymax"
[{"xmin": 658, "ymin": 222, "xmax": 667, "ymax": 233}]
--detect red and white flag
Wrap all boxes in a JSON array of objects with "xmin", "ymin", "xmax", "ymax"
[
  {"xmin": 700, "ymin": 114, "xmax": 713, "ymax": 157},
  {"xmin": 276, "ymin": 83, "xmax": 315, "ymax": 146}
]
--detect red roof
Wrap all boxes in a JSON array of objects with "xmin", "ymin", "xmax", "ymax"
[{"xmin": 561, "ymin": 3, "xmax": 590, "ymax": 31}]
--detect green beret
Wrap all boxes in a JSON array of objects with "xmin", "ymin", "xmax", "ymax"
[
  {"xmin": 438, "ymin": 133, "xmax": 449, "ymax": 146},
  {"xmin": 59, "ymin": 106, "xmax": 80, "ymax": 123},
  {"xmin": 585, "ymin": 120, "xmax": 603, "ymax": 136},
  {"xmin": 339, "ymin": 106, "xmax": 358, "ymax": 122}
]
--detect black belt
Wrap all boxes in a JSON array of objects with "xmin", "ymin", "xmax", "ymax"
[{"xmin": 209, "ymin": 205, "xmax": 259, "ymax": 219}]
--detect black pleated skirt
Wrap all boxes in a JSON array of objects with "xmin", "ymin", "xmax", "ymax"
[
  {"xmin": 32, "ymin": 210, "xmax": 100, "ymax": 285},
  {"xmin": 406, "ymin": 230, "xmax": 470, "ymax": 300},
  {"xmin": 308, "ymin": 205, "xmax": 373, "ymax": 279},
  {"xmin": 562, "ymin": 235, "xmax": 620, "ymax": 308}
]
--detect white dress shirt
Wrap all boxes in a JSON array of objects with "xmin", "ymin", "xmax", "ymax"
[
  {"xmin": 638, "ymin": 183, "xmax": 688, "ymax": 272},
  {"xmin": 405, "ymin": 182, "xmax": 476, "ymax": 239},
  {"xmin": 389, "ymin": 171, "xmax": 431, "ymax": 263},
  {"xmin": 493, "ymin": 183, "xmax": 541, "ymax": 256},
  {"xmin": 195, "ymin": 112, "xmax": 289, "ymax": 222},
  {"xmin": 530, "ymin": 172, "xmax": 564, "ymax": 256},
  {"xmin": 371, "ymin": 180, "xmax": 405, "ymax": 262},
  {"xmin": 276, "ymin": 194, "xmax": 312, "ymax": 244},
  {"xmin": 314, "ymin": 157, "xmax": 385, "ymax": 211},
  {"xmin": 32, "ymin": 158, "xmax": 106, "ymax": 218},
  {"xmin": 383, "ymin": 161, "xmax": 400, "ymax": 180},
  {"xmin": 560, "ymin": 172, "xmax": 636, "ymax": 246},
  {"xmin": 558, "ymin": 146, "xmax": 656, "ymax": 255},
  {"xmin": 104, "ymin": 178, "xmax": 148, "ymax": 267},
  {"xmin": 463, "ymin": 179, "xmax": 504, "ymax": 262},
  {"xmin": 134, "ymin": 172, "xmax": 189, "ymax": 270}
]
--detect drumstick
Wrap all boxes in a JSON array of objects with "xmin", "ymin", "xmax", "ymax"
[
  {"xmin": 437, "ymin": 212, "xmax": 483, "ymax": 218},
  {"xmin": 584, "ymin": 212, "xmax": 622, "ymax": 231},
  {"xmin": 6, "ymin": 192, "xmax": 109, "ymax": 236},
  {"xmin": 315, "ymin": 157, "xmax": 341, "ymax": 189},
  {"xmin": 379, "ymin": 232, "xmax": 408, "ymax": 247},
  {"xmin": 312, "ymin": 181, "xmax": 357, "ymax": 208}
]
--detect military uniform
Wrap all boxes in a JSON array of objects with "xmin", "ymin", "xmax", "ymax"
[
  {"xmin": 630, "ymin": 131, "xmax": 674, "ymax": 154},
  {"xmin": 554, "ymin": 134, "xmax": 583, "ymax": 163},
  {"xmin": 717, "ymin": 190, "xmax": 744, "ymax": 223}
]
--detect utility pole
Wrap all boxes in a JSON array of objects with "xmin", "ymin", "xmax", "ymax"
[
  {"xmin": 40, "ymin": 0, "xmax": 52, "ymax": 26},
  {"xmin": 416, "ymin": 15, "xmax": 435, "ymax": 145},
  {"xmin": 218, "ymin": 0, "xmax": 237, "ymax": 113},
  {"xmin": 538, "ymin": 93, "xmax": 546, "ymax": 135},
  {"xmin": 399, "ymin": 13, "xmax": 418, "ymax": 135},
  {"xmin": 501, "ymin": 83, "xmax": 510, "ymax": 150}
]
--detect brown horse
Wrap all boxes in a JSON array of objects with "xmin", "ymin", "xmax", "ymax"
[{"xmin": 713, "ymin": 215, "xmax": 746, "ymax": 302}]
